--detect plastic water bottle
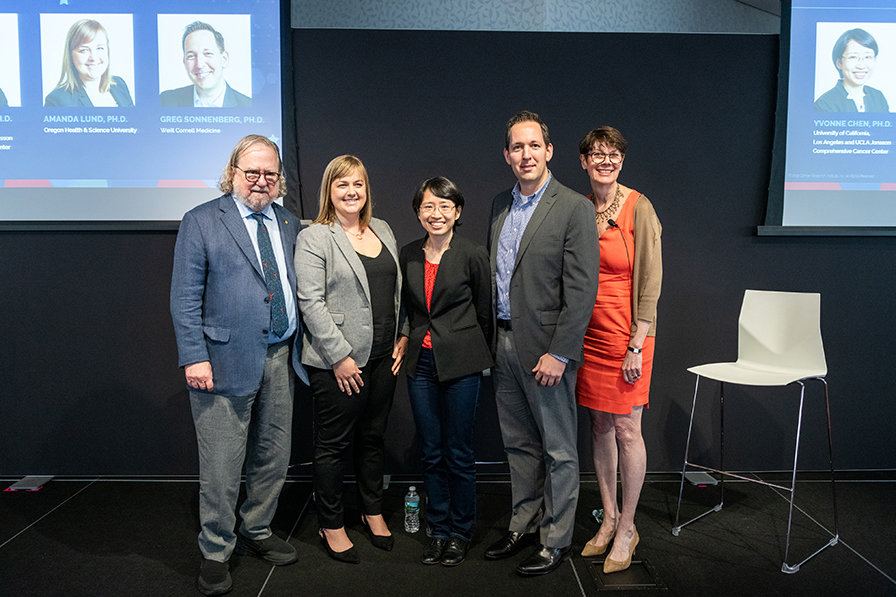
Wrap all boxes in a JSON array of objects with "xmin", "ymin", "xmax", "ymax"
[
  {"xmin": 404, "ymin": 486, "xmax": 420, "ymax": 533},
  {"xmin": 592, "ymin": 508, "xmax": 604, "ymax": 524}
]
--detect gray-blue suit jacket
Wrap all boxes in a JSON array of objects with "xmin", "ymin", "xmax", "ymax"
[
  {"xmin": 170, "ymin": 194, "xmax": 308, "ymax": 397},
  {"xmin": 295, "ymin": 218, "xmax": 405, "ymax": 369}
]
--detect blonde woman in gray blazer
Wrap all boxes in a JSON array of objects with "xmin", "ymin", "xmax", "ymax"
[{"xmin": 295, "ymin": 155, "xmax": 407, "ymax": 564}]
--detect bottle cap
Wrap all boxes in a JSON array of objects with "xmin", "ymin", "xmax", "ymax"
[{"xmin": 409, "ymin": 486, "xmax": 416, "ymax": 492}]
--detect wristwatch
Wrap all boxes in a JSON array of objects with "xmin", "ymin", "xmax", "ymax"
[{"xmin": 627, "ymin": 346, "xmax": 642, "ymax": 354}]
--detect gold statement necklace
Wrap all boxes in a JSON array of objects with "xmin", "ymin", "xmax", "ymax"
[{"xmin": 595, "ymin": 187, "xmax": 623, "ymax": 224}]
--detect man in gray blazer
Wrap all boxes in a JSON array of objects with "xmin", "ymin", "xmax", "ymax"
[
  {"xmin": 170, "ymin": 135, "xmax": 306, "ymax": 595},
  {"xmin": 484, "ymin": 111, "xmax": 599, "ymax": 576}
]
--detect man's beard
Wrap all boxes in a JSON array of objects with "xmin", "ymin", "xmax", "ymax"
[{"xmin": 234, "ymin": 188, "xmax": 276, "ymax": 212}]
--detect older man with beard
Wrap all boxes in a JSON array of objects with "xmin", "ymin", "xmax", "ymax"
[{"xmin": 171, "ymin": 134, "xmax": 306, "ymax": 595}]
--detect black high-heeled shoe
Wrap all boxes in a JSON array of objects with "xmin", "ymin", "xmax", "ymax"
[
  {"xmin": 360, "ymin": 514, "xmax": 395, "ymax": 551},
  {"xmin": 319, "ymin": 529, "xmax": 360, "ymax": 564}
]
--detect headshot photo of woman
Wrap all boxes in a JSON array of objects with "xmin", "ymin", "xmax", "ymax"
[
  {"xmin": 295, "ymin": 155, "xmax": 406, "ymax": 564},
  {"xmin": 399, "ymin": 177, "xmax": 492, "ymax": 567},
  {"xmin": 44, "ymin": 18, "xmax": 134, "ymax": 107},
  {"xmin": 575, "ymin": 127, "xmax": 662, "ymax": 574},
  {"xmin": 815, "ymin": 27, "xmax": 889, "ymax": 113}
]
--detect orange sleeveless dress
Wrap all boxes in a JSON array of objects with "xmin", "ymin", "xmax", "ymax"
[{"xmin": 575, "ymin": 190, "xmax": 655, "ymax": 415}]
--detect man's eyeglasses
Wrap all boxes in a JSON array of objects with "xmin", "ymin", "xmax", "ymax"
[{"xmin": 235, "ymin": 166, "xmax": 281, "ymax": 185}]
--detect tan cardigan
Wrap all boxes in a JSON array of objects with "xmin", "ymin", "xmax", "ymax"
[{"xmin": 630, "ymin": 194, "xmax": 662, "ymax": 337}]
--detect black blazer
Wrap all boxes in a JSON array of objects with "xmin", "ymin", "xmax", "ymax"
[
  {"xmin": 400, "ymin": 233, "xmax": 493, "ymax": 382},
  {"xmin": 44, "ymin": 76, "xmax": 134, "ymax": 107}
]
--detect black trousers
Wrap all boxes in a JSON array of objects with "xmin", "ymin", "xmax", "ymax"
[{"xmin": 308, "ymin": 355, "xmax": 397, "ymax": 529}]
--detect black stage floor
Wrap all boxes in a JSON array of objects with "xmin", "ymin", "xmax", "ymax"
[{"xmin": 1, "ymin": 475, "xmax": 894, "ymax": 596}]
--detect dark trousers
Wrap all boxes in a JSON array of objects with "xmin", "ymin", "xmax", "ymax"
[
  {"xmin": 407, "ymin": 348, "xmax": 481, "ymax": 542},
  {"xmin": 308, "ymin": 355, "xmax": 397, "ymax": 529}
]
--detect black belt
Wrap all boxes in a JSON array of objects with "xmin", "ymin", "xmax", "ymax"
[{"xmin": 497, "ymin": 319, "xmax": 512, "ymax": 331}]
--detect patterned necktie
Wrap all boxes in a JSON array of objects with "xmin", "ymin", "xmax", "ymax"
[{"xmin": 250, "ymin": 212, "xmax": 289, "ymax": 338}]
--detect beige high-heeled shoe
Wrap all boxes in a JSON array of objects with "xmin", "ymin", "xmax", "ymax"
[
  {"xmin": 603, "ymin": 528, "xmax": 639, "ymax": 574},
  {"xmin": 580, "ymin": 529, "xmax": 615, "ymax": 557}
]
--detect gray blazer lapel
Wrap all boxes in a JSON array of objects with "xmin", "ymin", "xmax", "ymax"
[
  {"xmin": 328, "ymin": 222, "xmax": 372, "ymax": 302},
  {"xmin": 515, "ymin": 184, "xmax": 558, "ymax": 269},
  {"xmin": 219, "ymin": 195, "xmax": 264, "ymax": 280}
]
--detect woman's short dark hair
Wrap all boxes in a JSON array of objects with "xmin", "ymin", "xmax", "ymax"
[
  {"xmin": 579, "ymin": 126, "xmax": 628, "ymax": 156},
  {"xmin": 412, "ymin": 176, "xmax": 465, "ymax": 227},
  {"xmin": 832, "ymin": 28, "xmax": 879, "ymax": 75}
]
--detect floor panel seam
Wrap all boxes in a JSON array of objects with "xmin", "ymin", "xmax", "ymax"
[
  {"xmin": 760, "ymin": 474, "xmax": 896, "ymax": 585},
  {"xmin": 0, "ymin": 477, "xmax": 99, "ymax": 550},
  {"xmin": 257, "ymin": 491, "xmax": 314, "ymax": 596}
]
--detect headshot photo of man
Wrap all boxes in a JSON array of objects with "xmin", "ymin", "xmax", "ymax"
[{"xmin": 159, "ymin": 19, "xmax": 251, "ymax": 108}]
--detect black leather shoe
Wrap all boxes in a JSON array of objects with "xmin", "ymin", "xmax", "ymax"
[
  {"xmin": 421, "ymin": 538, "xmax": 447, "ymax": 565},
  {"xmin": 515, "ymin": 545, "xmax": 571, "ymax": 576},
  {"xmin": 440, "ymin": 537, "xmax": 468, "ymax": 567},
  {"xmin": 484, "ymin": 531, "xmax": 536, "ymax": 560},
  {"xmin": 235, "ymin": 533, "xmax": 298, "ymax": 565},
  {"xmin": 198, "ymin": 558, "xmax": 232, "ymax": 596}
]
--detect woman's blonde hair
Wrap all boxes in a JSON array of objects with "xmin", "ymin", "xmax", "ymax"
[
  {"xmin": 314, "ymin": 155, "xmax": 372, "ymax": 227},
  {"xmin": 56, "ymin": 19, "xmax": 114, "ymax": 94}
]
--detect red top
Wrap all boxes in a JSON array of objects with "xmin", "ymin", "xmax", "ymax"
[{"xmin": 422, "ymin": 260, "xmax": 439, "ymax": 349}]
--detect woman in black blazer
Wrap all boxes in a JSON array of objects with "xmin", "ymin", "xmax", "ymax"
[
  {"xmin": 399, "ymin": 177, "xmax": 493, "ymax": 567},
  {"xmin": 45, "ymin": 19, "xmax": 134, "ymax": 107}
]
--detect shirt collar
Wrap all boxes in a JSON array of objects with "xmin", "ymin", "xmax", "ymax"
[
  {"xmin": 194, "ymin": 85, "xmax": 227, "ymax": 107},
  {"xmin": 511, "ymin": 171, "xmax": 552, "ymax": 205},
  {"xmin": 233, "ymin": 196, "xmax": 275, "ymax": 221}
]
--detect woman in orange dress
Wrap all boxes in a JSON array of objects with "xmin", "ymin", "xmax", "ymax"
[{"xmin": 575, "ymin": 127, "xmax": 662, "ymax": 574}]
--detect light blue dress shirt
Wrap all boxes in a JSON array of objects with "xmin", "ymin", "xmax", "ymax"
[{"xmin": 234, "ymin": 198, "xmax": 297, "ymax": 343}]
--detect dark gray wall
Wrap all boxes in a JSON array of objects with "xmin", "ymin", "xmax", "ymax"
[{"xmin": 1, "ymin": 30, "xmax": 892, "ymax": 477}]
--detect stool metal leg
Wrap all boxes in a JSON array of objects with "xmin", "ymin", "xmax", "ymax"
[
  {"xmin": 781, "ymin": 381, "xmax": 805, "ymax": 572},
  {"xmin": 673, "ymin": 376, "xmax": 724, "ymax": 536},
  {"xmin": 673, "ymin": 375, "xmax": 838, "ymax": 574},
  {"xmin": 672, "ymin": 375, "xmax": 701, "ymax": 536},
  {"xmin": 820, "ymin": 378, "xmax": 839, "ymax": 541},
  {"xmin": 781, "ymin": 377, "xmax": 839, "ymax": 574},
  {"xmin": 719, "ymin": 381, "xmax": 726, "ymax": 510}
]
